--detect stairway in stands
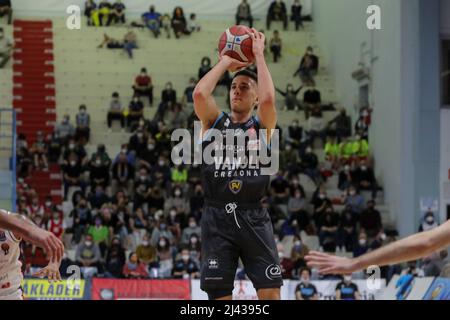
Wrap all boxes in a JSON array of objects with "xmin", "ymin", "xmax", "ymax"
[{"xmin": 12, "ymin": 20, "xmax": 62, "ymax": 204}]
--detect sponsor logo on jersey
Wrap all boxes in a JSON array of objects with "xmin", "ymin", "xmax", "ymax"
[
  {"xmin": 208, "ymin": 258, "xmax": 219, "ymax": 269},
  {"xmin": 229, "ymin": 180, "xmax": 242, "ymax": 194},
  {"xmin": 265, "ymin": 264, "xmax": 282, "ymax": 280}
]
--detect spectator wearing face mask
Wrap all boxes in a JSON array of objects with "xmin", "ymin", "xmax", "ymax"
[
  {"xmin": 164, "ymin": 187, "xmax": 190, "ymax": 217},
  {"xmin": 128, "ymin": 129, "xmax": 148, "ymax": 157},
  {"xmin": 353, "ymin": 231, "xmax": 369, "ymax": 258},
  {"xmin": 276, "ymin": 84, "xmax": 302, "ymax": 111},
  {"xmin": 236, "ymin": 0, "xmax": 253, "ymax": 28},
  {"xmin": 56, "ymin": 114, "xmax": 75, "ymax": 145},
  {"xmin": 290, "ymin": 0, "xmax": 304, "ymax": 31},
  {"xmin": 295, "ymin": 268, "xmax": 319, "ymax": 300},
  {"xmin": 359, "ymin": 200, "xmax": 382, "ymax": 238},
  {"xmin": 155, "ymin": 236, "xmax": 173, "ymax": 278},
  {"xmin": 280, "ymin": 143, "xmax": 301, "ymax": 176},
  {"xmin": 122, "ymin": 252, "xmax": 149, "ymax": 279},
  {"xmin": 189, "ymin": 184, "xmax": 205, "ymax": 219},
  {"xmin": 46, "ymin": 209, "xmax": 64, "ymax": 240},
  {"xmin": 318, "ymin": 206, "xmax": 339, "ymax": 252},
  {"xmin": 294, "ymin": 47, "xmax": 319, "ymax": 87},
  {"xmin": 301, "ymin": 146, "xmax": 321, "ymax": 185},
  {"xmin": 75, "ymin": 105, "xmax": 91, "ymax": 145},
  {"xmin": 30, "ymin": 131, "xmax": 49, "ymax": 171},
  {"xmin": 127, "ymin": 95, "xmax": 144, "ymax": 129},
  {"xmin": 343, "ymin": 186, "xmax": 365, "ymax": 214},
  {"xmin": 76, "ymin": 234, "xmax": 104, "ymax": 274},
  {"xmin": 187, "ymin": 233, "xmax": 201, "ymax": 264},
  {"xmin": 327, "ymin": 108, "xmax": 352, "ymax": 142},
  {"xmin": 69, "ymin": 197, "xmax": 92, "ymax": 244},
  {"xmin": 271, "ymin": 171, "xmax": 290, "ymax": 204},
  {"xmin": 173, "ymin": 248, "xmax": 200, "ymax": 279},
  {"xmin": 89, "ymin": 146, "xmax": 111, "ymax": 190},
  {"xmin": 48, "ymin": 131, "xmax": 62, "ymax": 163},
  {"xmin": 107, "ymin": 92, "xmax": 125, "ymax": 131},
  {"xmin": 132, "ymin": 68, "xmax": 153, "ymax": 106},
  {"xmin": 287, "ymin": 119, "xmax": 303, "ymax": 149},
  {"xmin": 307, "ymin": 105, "xmax": 326, "ymax": 147},
  {"xmin": 266, "ymin": 0, "xmax": 288, "ymax": 31},
  {"xmin": 104, "ymin": 237, "xmax": 126, "ymax": 278},
  {"xmin": 111, "ymin": 150, "xmax": 134, "ymax": 195},
  {"xmin": 136, "ymin": 234, "xmax": 157, "ymax": 265},
  {"xmin": 87, "ymin": 215, "xmax": 110, "ymax": 254},
  {"xmin": 150, "ymin": 219, "xmax": 174, "ymax": 247},
  {"xmin": 269, "ymin": 30, "xmax": 282, "ymax": 63},
  {"xmin": 355, "ymin": 113, "xmax": 369, "ymax": 141},
  {"xmin": 338, "ymin": 164, "xmax": 354, "ymax": 191},
  {"xmin": 88, "ymin": 185, "xmax": 110, "ymax": 210},
  {"xmin": 133, "ymin": 167, "xmax": 152, "ymax": 210},
  {"xmin": 352, "ymin": 160, "xmax": 379, "ymax": 199},
  {"xmin": 336, "ymin": 275, "xmax": 361, "ymax": 300},
  {"xmin": 419, "ymin": 211, "xmax": 439, "ymax": 232},
  {"xmin": 181, "ymin": 216, "xmax": 201, "ymax": 245},
  {"xmin": 287, "ymin": 187, "xmax": 310, "ymax": 232},
  {"xmin": 291, "ymin": 236, "xmax": 310, "ymax": 271},
  {"xmin": 63, "ymin": 153, "xmax": 84, "ymax": 200},
  {"xmin": 338, "ymin": 206, "xmax": 358, "ymax": 252},
  {"xmin": 63, "ymin": 138, "xmax": 88, "ymax": 167}
]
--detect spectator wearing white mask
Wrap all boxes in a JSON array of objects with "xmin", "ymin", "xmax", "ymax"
[
  {"xmin": 419, "ymin": 211, "xmax": 439, "ymax": 232},
  {"xmin": 136, "ymin": 234, "xmax": 157, "ymax": 265},
  {"xmin": 181, "ymin": 216, "xmax": 201, "ymax": 245}
]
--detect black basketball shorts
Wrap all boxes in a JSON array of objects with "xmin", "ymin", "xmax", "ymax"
[{"xmin": 200, "ymin": 199, "xmax": 283, "ymax": 295}]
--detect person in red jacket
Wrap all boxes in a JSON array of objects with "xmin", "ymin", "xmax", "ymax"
[
  {"xmin": 122, "ymin": 252, "xmax": 149, "ymax": 279},
  {"xmin": 48, "ymin": 210, "xmax": 64, "ymax": 239}
]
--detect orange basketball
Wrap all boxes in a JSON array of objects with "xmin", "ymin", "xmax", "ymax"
[{"xmin": 218, "ymin": 25, "xmax": 254, "ymax": 63}]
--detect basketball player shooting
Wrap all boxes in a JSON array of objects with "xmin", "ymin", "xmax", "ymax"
[
  {"xmin": 193, "ymin": 27, "xmax": 281, "ymax": 300},
  {"xmin": 0, "ymin": 209, "xmax": 64, "ymax": 300},
  {"xmin": 305, "ymin": 219, "xmax": 450, "ymax": 275}
]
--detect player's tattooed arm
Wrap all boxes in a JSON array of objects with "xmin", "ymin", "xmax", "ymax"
[{"xmin": 0, "ymin": 209, "xmax": 64, "ymax": 263}]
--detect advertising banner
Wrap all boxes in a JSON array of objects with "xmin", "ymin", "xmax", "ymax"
[
  {"xmin": 22, "ymin": 278, "xmax": 88, "ymax": 300},
  {"xmin": 91, "ymin": 278, "xmax": 191, "ymax": 300}
]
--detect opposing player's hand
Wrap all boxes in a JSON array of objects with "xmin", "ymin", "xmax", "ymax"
[
  {"xmin": 248, "ymin": 28, "xmax": 265, "ymax": 58},
  {"xmin": 305, "ymin": 251, "xmax": 358, "ymax": 275},
  {"xmin": 33, "ymin": 262, "xmax": 62, "ymax": 282},
  {"xmin": 24, "ymin": 226, "xmax": 64, "ymax": 263},
  {"xmin": 219, "ymin": 54, "xmax": 251, "ymax": 72}
]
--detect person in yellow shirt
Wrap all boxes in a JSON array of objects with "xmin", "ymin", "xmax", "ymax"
[
  {"xmin": 351, "ymin": 135, "xmax": 370, "ymax": 161},
  {"xmin": 338, "ymin": 137, "xmax": 354, "ymax": 165}
]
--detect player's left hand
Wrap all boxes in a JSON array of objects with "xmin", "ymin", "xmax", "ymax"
[
  {"xmin": 248, "ymin": 28, "xmax": 265, "ymax": 58},
  {"xmin": 32, "ymin": 262, "xmax": 62, "ymax": 282},
  {"xmin": 305, "ymin": 251, "xmax": 358, "ymax": 275}
]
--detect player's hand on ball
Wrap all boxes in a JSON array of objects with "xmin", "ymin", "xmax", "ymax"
[
  {"xmin": 305, "ymin": 251, "xmax": 357, "ymax": 275},
  {"xmin": 33, "ymin": 262, "xmax": 62, "ymax": 282},
  {"xmin": 219, "ymin": 54, "xmax": 251, "ymax": 72},
  {"xmin": 248, "ymin": 28, "xmax": 265, "ymax": 58}
]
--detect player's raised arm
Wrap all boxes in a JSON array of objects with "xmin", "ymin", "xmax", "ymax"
[
  {"xmin": 193, "ymin": 55, "xmax": 249, "ymax": 131},
  {"xmin": 249, "ymin": 28, "xmax": 277, "ymax": 138},
  {"xmin": 305, "ymin": 219, "xmax": 450, "ymax": 274}
]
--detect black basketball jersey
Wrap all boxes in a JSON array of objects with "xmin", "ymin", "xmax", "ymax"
[{"xmin": 200, "ymin": 111, "xmax": 270, "ymax": 204}]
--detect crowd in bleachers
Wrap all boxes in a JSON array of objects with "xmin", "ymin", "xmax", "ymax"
[{"xmin": 11, "ymin": 0, "xmax": 449, "ymax": 284}]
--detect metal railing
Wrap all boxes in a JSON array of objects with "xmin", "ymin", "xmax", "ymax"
[{"xmin": 0, "ymin": 108, "xmax": 17, "ymax": 212}]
